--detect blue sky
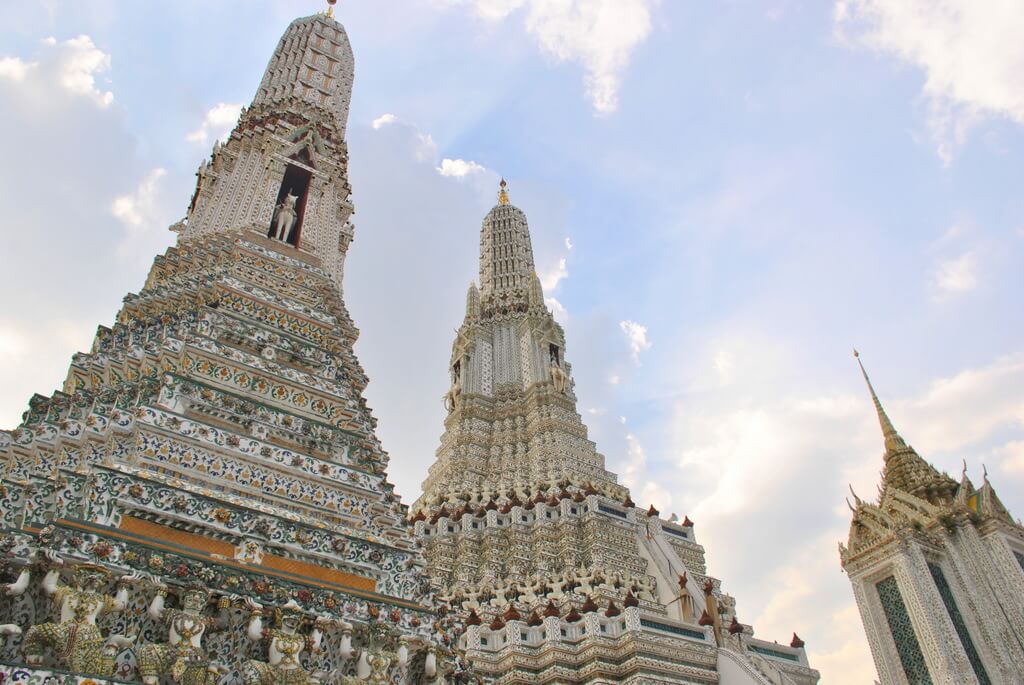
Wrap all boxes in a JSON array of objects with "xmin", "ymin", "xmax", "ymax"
[{"xmin": 2, "ymin": 1, "xmax": 1023, "ymax": 682}]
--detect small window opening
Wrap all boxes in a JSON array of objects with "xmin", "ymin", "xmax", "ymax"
[
  {"xmin": 549, "ymin": 344, "xmax": 561, "ymax": 365},
  {"xmin": 269, "ymin": 162, "xmax": 312, "ymax": 247}
]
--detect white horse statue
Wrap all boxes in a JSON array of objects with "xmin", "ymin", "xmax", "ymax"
[{"xmin": 272, "ymin": 193, "xmax": 299, "ymax": 241}]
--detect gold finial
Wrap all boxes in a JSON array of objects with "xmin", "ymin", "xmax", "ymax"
[
  {"xmin": 498, "ymin": 178, "xmax": 510, "ymax": 205},
  {"xmin": 853, "ymin": 349, "xmax": 909, "ymax": 456},
  {"xmin": 326, "ymin": 0, "xmax": 337, "ymax": 18}
]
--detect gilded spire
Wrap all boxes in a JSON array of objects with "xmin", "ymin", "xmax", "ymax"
[
  {"xmin": 498, "ymin": 178, "xmax": 510, "ymax": 205},
  {"xmin": 853, "ymin": 350, "xmax": 958, "ymax": 504},
  {"xmin": 853, "ymin": 349, "xmax": 908, "ymax": 457},
  {"xmin": 326, "ymin": 0, "xmax": 337, "ymax": 18}
]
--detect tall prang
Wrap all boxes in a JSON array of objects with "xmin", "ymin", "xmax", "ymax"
[
  {"xmin": 0, "ymin": 8, "xmax": 453, "ymax": 685},
  {"xmin": 841, "ymin": 353, "xmax": 1024, "ymax": 684},
  {"xmin": 412, "ymin": 183, "xmax": 821, "ymax": 684}
]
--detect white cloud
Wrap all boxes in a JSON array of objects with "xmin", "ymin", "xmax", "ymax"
[
  {"xmin": 564, "ymin": 236, "xmax": 573, "ymax": 250},
  {"xmin": 111, "ymin": 168, "xmax": 177, "ymax": 266},
  {"xmin": 835, "ymin": 0, "xmax": 1024, "ymax": 162},
  {"xmin": 112, "ymin": 168, "xmax": 167, "ymax": 227},
  {"xmin": 0, "ymin": 56, "xmax": 34, "ymax": 81},
  {"xmin": 415, "ymin": 132, "xmax": 438, "ymax": 162},
  {"xmin": 372, "ymin": 112, "xmax": 398, "ymax": 129},
  {"xmin": 619, "ymin": 319, "xmax": 651, "ymax": 363},
  {"xmin": 58, "ymin": 35, "xmax": 113, "ymax": 106},
  {"xmin": 545, "ymin": 296, "xmax": 568, "ymax": 324},
  {"xmin": 932, "ymin": 250, "xmax": 978, "ymax": 296},
  {"xmin": 539, "ymin": 256, "xmax": 568, "ymax": 290},
  {"xmin": 621, "ymin": 431, "xmax": 671, "ymax": 510},
  {"xmin": 436, "ymin": 0, "xmax": 658, "ymax": 113},
  {"xmin": 185, "ymin": 102, "xmax": 242, "ymax": 144},
  {"xmin": 0, "ymin": 35, "xmax": 113, "ymax": 105},
  {"xmin": 713, "ymin": 349, "xmax": 735, "ymax": 383},
  {"xmin": 437, "ymin": 158, "xmax": 487, "ymax": 177}
]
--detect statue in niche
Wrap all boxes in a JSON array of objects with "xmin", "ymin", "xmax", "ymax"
[
  {"xmin": 549, "ymin": 364, "xmax": 569, "ymax": 394},
  {"xmin": 6, "ymin": 553, "xmax": 139, "ymax": 676},
  {"xmin": 242, "ymin": 598, "xmax": 327, "ymax": 685},
  {"xmin": 272, "ymin": 192, "xmax": 300, "ymax": 242},
  {"xmin": 137, "ymin": 583, "xmax": 226, "ymax": 685},
  {"xmin": 443, "ymin": 363, "xmax": 463, "ymax": 413}
]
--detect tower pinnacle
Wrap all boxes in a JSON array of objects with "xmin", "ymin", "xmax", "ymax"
[
  {"xmin": 853, "ymin": 349, "xmax": 908, "ymax": 456},
  {"xmin": 853, "ymin": 350, "xmax": 957, "ymax": 502},
  {"xmin": 327, "ymin": 0, "xmax": 337, "ymax": 18},
  {"xmin": 498, "ymin": 178, "xmax": 510, "ymax": 205}
]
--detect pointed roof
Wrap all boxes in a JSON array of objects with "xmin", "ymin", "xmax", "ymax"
[
  {"xmin": 854, "ymin": 351, "xmax": 957, "ymax": 504},
  {"xmin": 478, "ymin": 179, "xmax": 536, "ymax": 300}
]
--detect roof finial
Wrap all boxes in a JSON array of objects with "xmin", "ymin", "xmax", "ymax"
[
  {"xmin": 326, "ymin": 0, "xmax": 337, "ymax": 18},
  {"xmin": 854, "ymin": 349, "xmax": 908, "ymax": 457},
  {"xmin": 498, "ymin": 178, "xmax": 510, "ymax": 205}
]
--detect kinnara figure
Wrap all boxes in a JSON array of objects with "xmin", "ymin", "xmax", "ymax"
[
  {"xmin": 242, "ymin": 598, "xmax": 327, "ymax": 685},
  {"xmin": 5, "ymin": 554, "xmax": 138, "ymax": 676},
  {"xmin": 272, "ymin": 192, "xmax": 299, "ymax": 242},
  {"xmin": 137, "ymin": 584, "xmax": 226, "ymax": 685}
]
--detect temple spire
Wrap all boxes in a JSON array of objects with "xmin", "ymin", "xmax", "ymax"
[
  {"xmin": 326, "ymin": 0, "xmax": 337, "ymax": 18},
  {"xmin": 853, "ymin": 349, "xmax": 908, "ymax": 457},
  {"xmin": 498, "ymin": 178, "xmax": 510, "ymax": 205}
]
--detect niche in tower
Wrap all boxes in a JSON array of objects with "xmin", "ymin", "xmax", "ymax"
[{"xmin": 269, "ymin": 153, "xmax": 313, "ymax": 247}]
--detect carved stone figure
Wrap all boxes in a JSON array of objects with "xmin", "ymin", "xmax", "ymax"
[
  {"xmin": 549, "ymin": 364, "xmax": 569, "ymax": 394},
  {"xmin": 341, "ymin": 622, "xmax": 402, "ymax": 685},
  {"xmin": 443, "ymin": 376, "xmax": 462, "ymax": 413},
  {"xmin": 12, "ymin": 556, "xmax": 138, "ymax": 676},
  {"xmin": 444, "ymin": 649, "xmax": 483, "ymax": 685},
  {"xmin": 137, "ymin": 584, "xmax": 223, "ymax": 685},
  {"xmin": 242, "ymin": 599, "xmax": 326, "ymax": 685},
  {"xmin": 273, "ymin": 193, "xmax": 299, "ymax": 242}
]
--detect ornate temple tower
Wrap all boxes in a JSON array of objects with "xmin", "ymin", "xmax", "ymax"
[
  {"xmin": 841, "ymin": 353, "xmax": 1024, "ymax": 684},
  {"xmin": 0, "ymin": 8, "xmax": 452, "ymax": 685},
  {"xmin": 412, "ymin": 184, "xmax": 821, "ymax": 684}
]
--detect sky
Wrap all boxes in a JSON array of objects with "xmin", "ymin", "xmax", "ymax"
[{"xmin": 1, "ymin": 1, "xmax": 1023, "ymax": 682}]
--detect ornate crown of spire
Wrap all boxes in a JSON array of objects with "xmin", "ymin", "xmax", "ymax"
[{"xmin": 853, "ymin": 350, "xmax": 957, "ymax": 504}]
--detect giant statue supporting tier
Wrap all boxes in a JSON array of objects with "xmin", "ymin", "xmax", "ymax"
[
  {"xmin": 5, "ymin": 553, "xmax": 138, "ymax": 676},
  {"xmin": 137, "ymin": 583, "xmax": 225, "ymax": 685},
  {"xmin": 242, "ymin": 599, "xmax": 326, "ymax": 685}
]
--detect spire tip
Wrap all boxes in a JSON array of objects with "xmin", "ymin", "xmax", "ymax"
[{"xmin": 498, "ymin": 178, "xmax": 510, "ymax": 205}]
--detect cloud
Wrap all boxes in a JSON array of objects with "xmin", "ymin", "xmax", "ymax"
[
  {"xmin": 57, "ymin": 35, "xmax": 113, "ymax": 106},
  {"xmin": 185, "ymin": 102, "xmax": 242, "ymax": 144},
  {"xmin": 111, "ymin": 168, "xmax": 167, "ymax": 227},
  {"xmin": 545, "ymin": 296, "xmax": 568, "ymax": 324},
  {"xmin": 371, "ymin": 112, "xmax": 398, "ymax": 129},
  {"xmin": 619, "ymin": 319, "xmax": 651, "ymax": 363},
  {"xmin": 0, "ymin": 35, "xmax": 113, "ymax": 106},
  {"xmin": 932, "ymin": 250, "xmax": 978, "ymax": 296},
  {"xmin": 435, "ymin": 0, "xmax": 658, "ymax": 113},
  {"xmin": 539, "ymin": 256, "xmax": 567, "ymax": 290},
  {"xmin": 437, "ymin": 158, "xmax": 487, "ymax": 177},
  {"xmin": 111, "ymin": 168, "xmax": 178, "ymax": 266},
  {"xmin": 621, "ymin": 431, "xmax": 671, "ymax": 510},
  {"xmin": 835, "ymin": 0, "xmax": 1024, "ymax": 162},
  {"xmin": 0, "ymin": 56, "xmax": 34, "ymax": 81}
]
